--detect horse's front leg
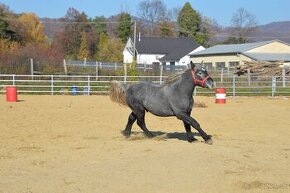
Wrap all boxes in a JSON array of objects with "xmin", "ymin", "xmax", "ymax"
[
  {"xmin": 135, "ymin": 112, "xmax": 154, "ymax": 138},
  {"xmin": 183, "ymin": 121, "xmax": 198, "ymax": 143},
  {"xmin": 177, "ymin": 113, "xmax": 212, "ymax": 144}
]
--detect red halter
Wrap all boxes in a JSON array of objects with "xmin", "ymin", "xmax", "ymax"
[{"xmin": 191, "ymin": 69, "xmax": 210, "ymax": 87}]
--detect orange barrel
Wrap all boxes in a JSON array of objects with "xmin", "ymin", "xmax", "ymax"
[
  {"xmin": 6, "ymin": 86, "xmax": 18, "ymax": 102},
  {"xmin": 215, "ymin": 88, "xmax": 226, "ymax": 104}
]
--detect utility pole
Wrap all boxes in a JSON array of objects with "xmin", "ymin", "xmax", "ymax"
[{"xmin": 133, "ymin": 21, "xmax": 137, "ymax": 60}]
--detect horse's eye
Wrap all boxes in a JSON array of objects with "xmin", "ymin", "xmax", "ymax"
[{"xmin": 198, "ymin": 71, "xmax": 203, "ymax": 75}]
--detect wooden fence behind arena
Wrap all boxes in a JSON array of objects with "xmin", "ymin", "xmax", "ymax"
[{"xmin": 0, "ymin": 74, "xmax": 290, "ymax": 97}]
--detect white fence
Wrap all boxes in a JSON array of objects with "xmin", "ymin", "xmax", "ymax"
[
  {"xmin": 0, "ymin": 74, "xmax": 290, "ymax": 96},
  {"xmin": 66, "ymin": 60, "xmax": 188, "ymax": 73}
]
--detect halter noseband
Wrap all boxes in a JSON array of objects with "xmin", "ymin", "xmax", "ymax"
[{"xmin": 191, "ymin": 69, "xmax": 210, "ymax": 87}]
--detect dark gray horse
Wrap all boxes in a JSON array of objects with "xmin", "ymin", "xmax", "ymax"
[{"xmin": 110, "ymin": 62, "xmax": 215, "ymax": 144}]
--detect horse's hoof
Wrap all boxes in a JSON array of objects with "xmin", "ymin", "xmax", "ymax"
[
  {"xmin": 147, "ymin": 133, "xmax": 154, "ymax": 138},
  {"xmin": 121, "ymin": 130, "xmax": 130, "ymax": 138},
  {"xmin": 205, "ymin": 138, "xmax": 213, "ymax": 145}
]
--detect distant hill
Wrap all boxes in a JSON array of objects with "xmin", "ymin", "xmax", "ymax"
[
  {"xmin": 214, "ymin": 21, "xmax": 290, "ymax": 44},
  {"xmin": 255, "ymin": 21, "xmax": 290, "ymax": 43},
  {"xmin": 40, "ymin": 17, "xmax": 290, "ymax": 44}
]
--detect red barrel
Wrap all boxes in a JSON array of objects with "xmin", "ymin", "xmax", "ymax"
[
  {"xmin": 215, "ymin": 88, "xmax": 226, "ymax": 104},
  {"xmin": 6, "ymin": 86, "xmax": 18, "ymax": 102}
]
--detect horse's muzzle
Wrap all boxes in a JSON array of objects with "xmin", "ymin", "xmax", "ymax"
[{"xmin": 205, "ymin": 78, "xmax": 215, "ymax": 89}]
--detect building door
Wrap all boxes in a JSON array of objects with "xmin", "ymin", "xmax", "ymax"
[
  {"xmin": 152, "ymin": 62, "xmax": 160, "ymax": 75},
  {"xmin": 170, "ymin": 62, "xmax": 175, "ymax": 71}
]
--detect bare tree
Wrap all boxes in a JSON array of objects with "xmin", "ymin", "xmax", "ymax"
[
  {"xmin": 200, "ymin": 16, "xmax": 220, "ymax": 47},
  {"xmin": 138, "ymin": 0, "xmax": 167, "ymax": 35},
  {"xmin": 230, "ymin": 8, "xmax": 258, "ymax": 43},
  {"xmin": 167, "ymin": 7, "xmax": 181, "ymax": 21}
]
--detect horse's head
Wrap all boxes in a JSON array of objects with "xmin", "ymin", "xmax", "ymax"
[{"xmin": 190, "ymin": 62, "xmax": 215, "ymax": 89}]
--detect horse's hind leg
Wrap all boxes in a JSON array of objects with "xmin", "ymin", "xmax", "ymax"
[
  {"xmin": 183, "ymin": 121, "xmax": 198, "ymax": 143},
  {"xmin": 122, "ymin": 112, "xmax": 137, "ymax": 137},
  {"xmin": 136, "ymin": 112, "xmax": 154, "ymax": 138}
]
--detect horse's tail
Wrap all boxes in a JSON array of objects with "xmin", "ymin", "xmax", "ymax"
[{"xmin": 109, "ymin": 80, "xmax": 128, "ymax": 106}]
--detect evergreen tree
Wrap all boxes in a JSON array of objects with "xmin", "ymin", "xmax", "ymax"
[
  {"xmin": 177, "ymin": 2, "xmax": 204, "ymax": 44},
  {"xmin": 160, "ymin": 21, "xmax": 174, "ymax": 37},
  {"xmin": 95, "ymin": 32, "xmax": 108, "ymax": 61},
  {"xmin": 0, "ymin": 4, "xmax": 9, "ymax": 39},
  {"xmin": 77, "ymin": 32, "xmax": 89, "ymax": 60},
  {"xmin": 117, "ymin": 12, "xmax": 132, "ymax": 43},
  {"xmin": 92, "ymin": 16, "xmax": 107, "ymax": 35}
]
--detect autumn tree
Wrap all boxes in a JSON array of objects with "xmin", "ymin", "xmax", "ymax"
[
  {"xmin": 77, "ymin": 32, "xmax": 89, "ymax": 60},
  {"xmin": 197, "ymin": 16, "xmax": 220, "ymax": 47},
  {"xmin": 0, "ymin": 38, "xmax": 19, "ymax": 53},
  {"xmin": 177, "ymin": 2, "xmax": 205, "ymax": 45},
  {"xmin": 117, "ymin": 12, "xmax": 132, "ymax": 43},
  {"xmin": 0, "ymin": 3, "xmax": 20, "ymax": 41},
  {"xmin": 57, "ymin": 8, "xmax": 94, "ymax": 59},
  {"xmin": 17, "ymin": 13, "xmax": 47, "ymax": 44},
  {"xmin": 229, "ymin": 8, "xmax": 258, "ymax": 43},
  {"xmin": 96, "ymin": 33, "xmax": 124, "ymax": 62}
]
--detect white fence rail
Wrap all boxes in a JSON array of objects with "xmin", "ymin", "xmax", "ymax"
[{"xmin": 0, "ymin": 74, "xmax": 290, "ymax": 96}]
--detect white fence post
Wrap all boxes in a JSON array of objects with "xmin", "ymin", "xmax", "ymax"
[
  {"xmin": 220, "ymin": 68, "xmax": 224, "ymax": 83},
  {"xmin": 159, "ymin": 64, "xmax": 163, "ymax": 84},
  {"xmin": 51, "ymin": 75, "xmax": 54, "ymax": 95},
  {"xmin": 247, "ymin": 69, "xmax": 251, "ymax": 86},
  {"xmin": 282, "ymin": 68, "xmax": 286, "ymax": 87},
  {"xmin": 272, "ymin": 76, "xmax": 276, "ymax": 97},
  {"xmin": 124, "ymin": 63, "xmax": 127, "ymax": 83},
  {"xmin": 115, "ymin": 63, "xmax": 117, "ymax": 70},
  {"xmin": 88, "ymin": 75, "xmax": 90, "ymax": 95},
  {"xmin": 96, "ymin": 61, "xmax": 99, "ymax": 80},
  {"xmin": 12, "ymin": 74, "xmax": 15, "ymax": 86},
  {"xmin": 30, "ymin": 58, "xmax": 34, "ymax": 79},
  {"xmin": 233, "ymin": 76, "xmax": 236, "ymax": 97},
  {"xmin": 194, "ymin": 87, "xmax": 197, "ymax": 96},
  {"xmin": 63, "ymin": 59, "xmax": 67, "ymax": 75}
]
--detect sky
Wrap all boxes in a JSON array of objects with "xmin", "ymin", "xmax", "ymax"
[{"xmin": 1, "ymin": 0, "xmax": 290, "ymax": 26}]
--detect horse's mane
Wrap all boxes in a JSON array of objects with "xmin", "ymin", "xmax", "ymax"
[{"xmin": 163, "ymin": 69, "xmax": 190, "ymax": 86}]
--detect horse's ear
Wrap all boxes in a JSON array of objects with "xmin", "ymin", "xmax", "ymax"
[{"xmin": 190, "ymin": 61, "xmax": 195, "ymax": 69}]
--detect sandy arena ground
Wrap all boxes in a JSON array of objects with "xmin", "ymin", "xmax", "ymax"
[{"xmin": 0, "ymin": 95, "xmax": 289, "ymax": 193}]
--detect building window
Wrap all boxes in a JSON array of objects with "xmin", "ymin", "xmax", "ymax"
[
  {"xmin": 229, "ymin": 61, "xmax": 239, "ymax": 68},
  {"xmin": 215, "ymin": 62, "xmax": 225, "ymax": 69},
  {"xmin": 203, "ymin": 62, "xmax": 213, "ymax": 70}
]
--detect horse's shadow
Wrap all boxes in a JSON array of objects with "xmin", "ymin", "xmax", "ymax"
[
  {"xmin": 151, "ymin": 131, "xmax": 202, "ymax": 141},
  {"xmin": 127, "ymin": 130, "xmax": 208, "ymax": 142}
]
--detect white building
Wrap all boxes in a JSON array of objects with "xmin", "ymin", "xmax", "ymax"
[{"xmin": 123, "ymin": 36, "xmax": 205, "ymax": 67}]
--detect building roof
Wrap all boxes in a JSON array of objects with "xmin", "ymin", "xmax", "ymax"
[
  {"xmin": 243, "ymin": 53, "xmax": 290, "ymax": 62},
  {"xmin": 190, "ymin": 40, "xmax": 275, "ymax": 56},
  {"xmin": 135, "ymin": 37, "xmax": 199, "ymax": 61}
]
